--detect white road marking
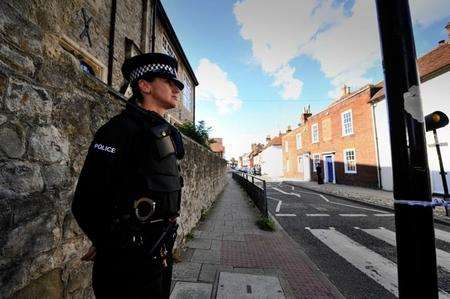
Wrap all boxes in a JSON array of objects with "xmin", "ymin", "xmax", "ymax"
[
  {"xmin": 318, "ymin": 194, "xmax": 385, "ymax": 213},
  {"xmin": 339, "ymin": 214, "xmax": 367, "ymax": 217},
  {"xmin": 374, "ymin": 213, "xmax": 395, "ymax": 217},
  {"xmin": 275, "ymin": 200, "xmax": 282, "ymax": 213},
  {"xmin": 275, "ymin": 213, "xmax": 296, "ymax": 217},
  {"xmin": 306, "ymin": 214, "xmax": 330, "ymax": 217},
  {"xmin": 310, "ymin": 229, "xmax": 450, "ymax": 298},
  {"xmin": 435, "ymin": 229, "xmax": 450, "ymax": 244},
  {"xmin": 309, "ymin": 228, "xmax": 399, "ymax": 296},
  {"xmin": 272, "ymin": 187, "xmax": 301, "ymax": 199},
  {"xmin": 362, "ymin": 228, "xmax": 450, "ymax": 273}
]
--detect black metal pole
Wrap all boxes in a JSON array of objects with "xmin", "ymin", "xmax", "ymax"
[
  {"xmin": 375, "ymin": 1, "xmax": 438, "ymax": 298},
  {"xmin": 433, "ymin": 129, "xmax": 449, "ymax": 216}
]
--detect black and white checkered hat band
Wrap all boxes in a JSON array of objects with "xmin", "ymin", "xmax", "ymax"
[{"xmin": 129, "ymin": 63, "xmax": 177, "ymax": 82}]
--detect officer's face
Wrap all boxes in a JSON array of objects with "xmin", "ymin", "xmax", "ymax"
[{"xmin": 149, "ymin": 77, "xmax": 181, "ymax": 110}]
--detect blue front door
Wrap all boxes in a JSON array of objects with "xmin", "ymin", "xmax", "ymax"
[{"xmin": 326, "ymin": 156, "xmax": 334, "ymax": 183}]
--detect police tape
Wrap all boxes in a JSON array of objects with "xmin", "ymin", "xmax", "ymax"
[{"xmin": 394, "ymin": 198, "xmax": 450, "ymax": 208}]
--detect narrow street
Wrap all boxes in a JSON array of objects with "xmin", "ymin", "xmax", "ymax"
[{"xmin": 266, "ymin": 182, "xmax": 450, "ymax": 298}]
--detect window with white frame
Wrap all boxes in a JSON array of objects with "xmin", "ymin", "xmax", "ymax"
[
  {"xmin": 312, "ymin": 154, "xmax": 320, "ymax": 172},
  {"xmin": 296, "ymin": 133, "xmax": 302, "ymax": 149},
  {"xmin": 285, "ymin": 141, "xmax": 289, "ymax": 152},
  {"xmin": 344, "ymin": 149, "xmax": 357, "ymax": 173},
  {"xmin": 311, "ymin": 124, "xmax": 319, "ymax": 143},
  {"xmin": 297, "ymin": 156, "xmax": 303, "ymax": 173},
  {"xmin": 341, "ymin": 110, "xmax": 353, "ymax": 136},
  {"xmin": 285, "ymin": 158, "xmax": 290, "ymax": 172}
]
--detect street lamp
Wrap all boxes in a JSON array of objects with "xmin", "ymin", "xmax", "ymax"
[{"xmin": 425, "ymin": 111, "xmax": 449, "ymax": 216}]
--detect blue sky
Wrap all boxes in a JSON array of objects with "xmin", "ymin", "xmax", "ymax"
[{"xmin": 161, "ymin": 0, "xmax": 450, "ymax": 160}]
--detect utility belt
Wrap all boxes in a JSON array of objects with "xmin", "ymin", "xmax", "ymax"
[{"xmin": 109, "ymin": 192, "xmax": 180, "ymax": 256}]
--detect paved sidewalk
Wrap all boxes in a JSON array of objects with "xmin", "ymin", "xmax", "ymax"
[
  {"xmin": 283, "ymin": 179, "xmax": 449, "ymax": 220},
  {"xmin": 170, "ymin": 176, "xmax": 343, "ymax": 298}
]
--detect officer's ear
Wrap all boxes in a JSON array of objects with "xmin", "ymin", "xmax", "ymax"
[{"xmin": 138, "ymin": 79, "xmax": 152, "ymax": 95}]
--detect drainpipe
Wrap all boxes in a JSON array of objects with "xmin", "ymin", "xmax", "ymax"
[
  {"xmin": 107, "ymin": 0, "xmax": 117, "ymax": 86},
  {"xmin": 151, "ymin": 0, "xmax": 158, "ymax": 52},
  {"xmin": 371, "ymin": 102, "xmax": 382, "ymax": 189},
  {"xmin": 140, "ymin": 0, "xmax": 150, "ymax": 52}
]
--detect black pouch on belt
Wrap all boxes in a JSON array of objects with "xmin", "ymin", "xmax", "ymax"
[{"xmin": 149, "ymin": 124, "xmax": 176, "ymax": 160}]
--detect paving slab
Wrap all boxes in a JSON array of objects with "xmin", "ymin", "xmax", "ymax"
[
  {"xmin": 199, "ymin": 264, "xmax": 233, "ymax": 283},
  {"xmin": 172, "ymin": 262, "xmax": 202, "ymax": 282},
  {"xmin": 170, "ymin": 282, "xmax": 212, "ymax": 299},
  {"xmin": 216, "ymin": 272, "xmax": 285, "ymax": 298},
  {"xmin": 191, "ymin": 248, "xmax": 221, "ymax": 264},
  {"xmin": 186, "ymin": 238, "xmax": 212, "ymax": 249}
]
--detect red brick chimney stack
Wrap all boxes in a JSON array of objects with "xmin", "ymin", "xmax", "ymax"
[{"xmin": 301, "ymin": 105, "xmax": 312, "ymax": 124}]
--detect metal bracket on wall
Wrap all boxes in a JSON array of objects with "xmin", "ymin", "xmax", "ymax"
[{"xmin": 79, "ymin": 8, "xmax": 93, "ymax": 47}]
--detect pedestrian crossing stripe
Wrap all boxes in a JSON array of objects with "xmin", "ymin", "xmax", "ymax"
[
  {"xmin": 308, "ymin": 228, "xmax": 450, "ymax": 298},
  {"xmin": 361, "ymin": 228, "xmax": 450, "ymax": 273},
  {"xmin": 435, "ymin": 228, "xmax": 450, "ymax": 244}
]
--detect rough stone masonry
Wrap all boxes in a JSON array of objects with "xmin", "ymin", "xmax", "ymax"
[{"xmin": 0, "ymin": 1, "xmax": 227, "ymax": 297}]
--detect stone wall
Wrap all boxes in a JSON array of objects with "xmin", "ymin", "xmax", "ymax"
[{"xmin": 0, "ymin": 1, "xmax": 226, "ymax": 298}]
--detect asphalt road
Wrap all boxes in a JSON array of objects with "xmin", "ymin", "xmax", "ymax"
[{"xmin": 265, "ymin": 182, "xmax": 450, "ymax": 299}]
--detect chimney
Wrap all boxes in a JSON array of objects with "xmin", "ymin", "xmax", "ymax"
[
  {"xmin": 341, "ymin": 84, "xmax": 349, "ymax": 97},
  {"xmin": 286, "ymin": 125, "xmax": 292, "ymax": 133},
  {"xmin": 301, "ymin": 105, "xmax": 312, "ymax": 124},
  {"xmin": 446, "ymin": 22, "xmax": 450, "ymax": 41},
  {"xmin": 266, "ymin": 135, "xmax": 271, "ymax": 142}
]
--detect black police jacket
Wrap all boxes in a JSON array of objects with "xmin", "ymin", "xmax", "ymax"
[{"xmin": 71, "ymin": 104, "xmax": 185, "ymax": 250}]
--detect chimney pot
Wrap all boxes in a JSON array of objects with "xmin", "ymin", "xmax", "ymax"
[
  {"xmin": 446, "ymin": 22, "xmax": 450, "ymax": 41},
  {"xmin": 341, "ymin": 84, "xmax": 348, "ymax": 97}
]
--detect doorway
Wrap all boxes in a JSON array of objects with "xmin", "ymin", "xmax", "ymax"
[{"xmin": 324, "ymin": 154, "xmax": 335, "ymax": 183}]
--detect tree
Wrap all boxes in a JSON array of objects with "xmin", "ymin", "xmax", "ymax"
[{"xmin": 177, "ymin": 120, "xmax": 212, "ymax": 149}]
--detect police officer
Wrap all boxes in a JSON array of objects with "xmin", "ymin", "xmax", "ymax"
[{"xmin": 72, "ymin": 53, "xmax": 185, "ymax": 298}]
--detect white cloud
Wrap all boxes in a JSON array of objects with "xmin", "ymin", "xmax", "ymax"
[
  {"xmin": 410, "ymin": 0, "xmax": 450, "ymax": 27},
  {"xmin": 233, "ymin": 0, "xmax": 342, "ymax": 99},
  {"xmin": 195, "ymin": 58, "xmax": 243, "ymax": 115},
  {"xmin": 234, "ymin": 0, "xmax": 450, "ymax": 100},
  {"xmin": 273, "ymin": 65, "xmax": 303, "ymax": 99}
]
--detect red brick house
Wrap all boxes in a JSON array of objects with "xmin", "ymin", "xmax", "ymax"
[
  {"xmin": 210, "ymin": 138, "xmax": 225, "ymax": 158},
  {"xmin": 282, "ymin": 85, "xmax": 382, "ymax": 188}
]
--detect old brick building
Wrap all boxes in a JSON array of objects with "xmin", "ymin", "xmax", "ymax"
[{"xmin": 282, "ymin": 85, "xmax": 381, "ymax": 188}]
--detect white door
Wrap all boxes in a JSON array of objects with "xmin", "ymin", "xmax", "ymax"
[{"xmin": 303, "ymin": 154, "xmax": 311, "ymax": 181}]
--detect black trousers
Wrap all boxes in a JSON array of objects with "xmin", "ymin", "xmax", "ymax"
[{"xmin": 92, "ymin": 249, "xmax": 173, "ymax": 299}]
